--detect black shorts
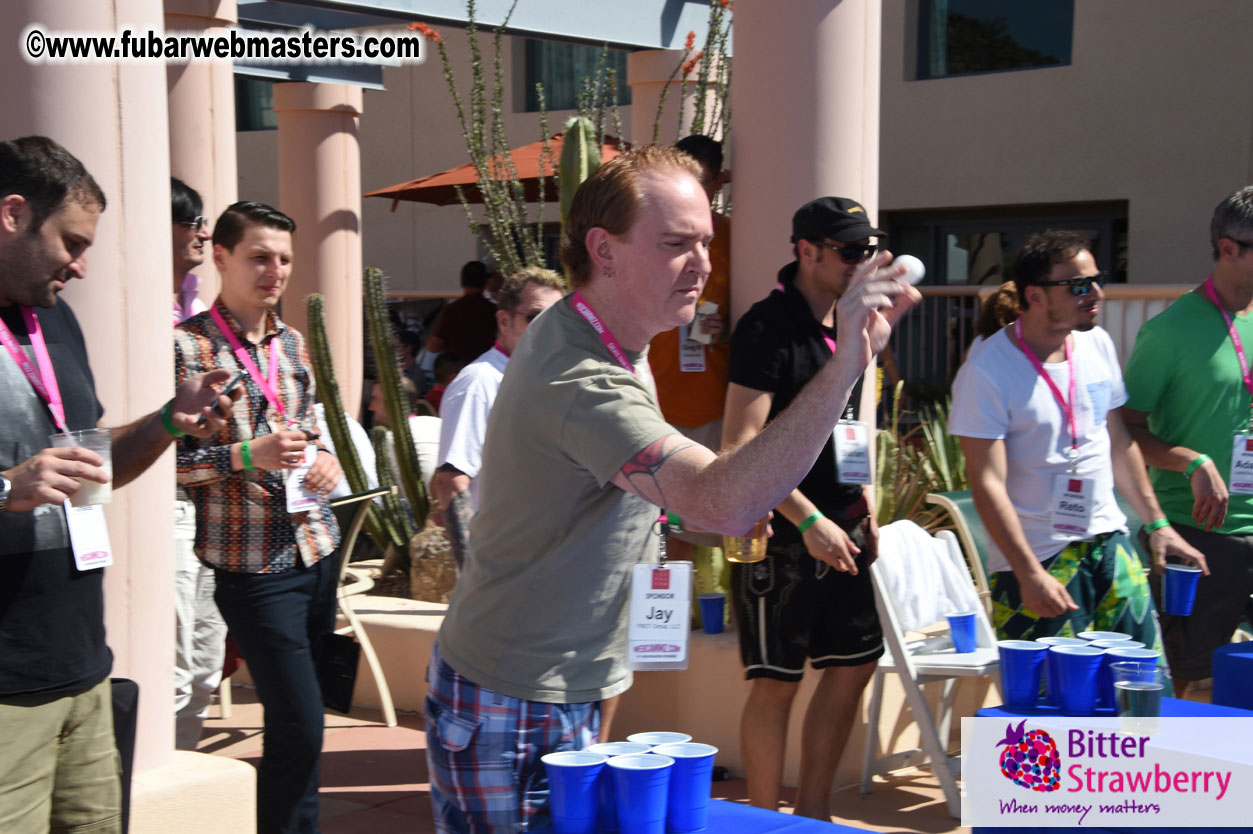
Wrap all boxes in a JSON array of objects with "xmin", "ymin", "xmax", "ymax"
[
  {"xmin": 1148, "ymin": 523, "xmax": 1253, "ymax": 682},
  {"xmin": 730, "ymin": 514, "xmax": 884, "ymax": 682}
]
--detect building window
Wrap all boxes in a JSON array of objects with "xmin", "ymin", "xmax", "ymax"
[
  {"xmin": 918, "ymin": 0, "xmax": 1074, "ymax": 80},
  {"xmin": 235, "ymin": 76, "xmax": 277, "ymax": 131},
  {"xmin": 523, "ymin": 39, "xmax": 632, "ymax": 112}
]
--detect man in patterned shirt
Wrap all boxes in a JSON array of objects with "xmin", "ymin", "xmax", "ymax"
[{"xmin": 174, "ymin": 201, "xmax": 341, "ymax": 834}]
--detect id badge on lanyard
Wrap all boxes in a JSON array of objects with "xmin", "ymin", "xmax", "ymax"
[
  {"xmin": 678, "ymin": 325, "xmax": 707, "ymax": 373},
  {"xmin": 1229, "ymin": 433, "xmax": 1253, "ymax": 494},
  {"xmin": 834, "ymin": 420, "xmax": 871, "ymax": 484},
  {"xmin": 1050, "ymin": 470, "xmax": 1094, "ymax": 540},
  {"xmin": 285, "ymin": 446, "xmax": 320, "ymax": 513},
  {"xmin": 63, "ymin": 500, "xmax": 113, "ymax": 570},
  {"xmin": 627, "ymin": 516, "xmax": 691, "ymax": 670}
]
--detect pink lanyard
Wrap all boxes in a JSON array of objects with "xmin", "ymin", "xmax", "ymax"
[
  {"xmin": 0, "ymin": 308, "xmax": 69, "ymax": 432},
  {"xmin": 571, "ymin": 292, "xmax": 636, "ymax": 376},
  {"xmin": 1013, "ymin": 319, "xmax": 1079, "ymax": 461},
  {"xmin": 1203, "ymin": 275, "xmax": 1253, "ymax": 419},
  {"xmin": 493, "ymin": 340, "xmax": 510, "ymax": 358},
  {"xmin": 209, "ymin": 305, "xmax": 290, "ymax": 426}
]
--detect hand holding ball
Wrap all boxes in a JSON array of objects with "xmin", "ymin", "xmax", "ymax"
[{"xmin": 892, "ymin": 254, "xmax": 926, "ymax": 285}]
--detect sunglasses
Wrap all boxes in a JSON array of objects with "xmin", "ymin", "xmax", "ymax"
[
  {"xmin": 1226, "ymin": 236, "xmax": 1253, "ymax": 251},
  {"xmin": 1034, "ymin": 271, "xmax": 1106, "ymax": 297},
  {"xmin": 177, "ymin": 216, "xmax": 209, "ymax": 232},
  {"xmin": 814, "ymin": 240, "xmax": 878, "ymax": 264},
  {"xmin": 510, "ymin": 309, "xmax": 543, "ymax": 323}
]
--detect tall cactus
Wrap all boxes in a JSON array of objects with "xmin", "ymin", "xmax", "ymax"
[
  {"xmin": 371, "ymin": 426, "xmax": 416, "ymax": 545},
  {"xmin": 559, "ymin": 115, "xmax": 602, "ymax": 234},
  {"xmin": 364, "ymin": 266, "xmax": 429, "ymax": 527},
  {"xmin": 306, "ymin": 293, "xmax": 401, "ymax": 551}
]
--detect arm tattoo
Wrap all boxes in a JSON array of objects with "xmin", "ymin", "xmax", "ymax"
[
  {"xmin": 443, "ymin": 488, "xmax": 474, "ymax": 571},
  {"xmin": 620, "ymin": 436, "xmax": 698, "ymax": 507}
]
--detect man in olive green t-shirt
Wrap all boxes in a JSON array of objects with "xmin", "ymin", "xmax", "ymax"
[
  {"xmin": 1123, "ymin": 185, "xmax": 1253, "ymax": 696},
  {"xmin": 423, "ymin": 146, "xmax": 920, "ymax": 831}
]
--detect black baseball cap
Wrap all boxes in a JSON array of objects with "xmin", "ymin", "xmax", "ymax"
[{"xmin": 791, "ymin": 196, "xmax": 885, "ymax": 244}]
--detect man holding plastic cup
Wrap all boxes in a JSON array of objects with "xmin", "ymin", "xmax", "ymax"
[
  {"xmin": 950, "ymin": 230, "xmax": 1206, "ymax": 650},
  {"xmin": 1121, "ymin": 186, "xmax": 1253, "ymax": 696},
  {"xmin": 0, "ymin": 136, "xmax": 238, "ymax": 834},
  {"xmin": 721, "ymin": 197, "xmax": 885, "ymax": 818},
  {"xmin": 426, "ymin": 147, "xmax": 920, "ymax": 831},
  {"xmin": 174, "ymin": 201, "xmax": 342, "ymax": 834}
]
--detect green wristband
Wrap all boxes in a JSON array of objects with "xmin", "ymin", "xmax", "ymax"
[
  {"xmin": 240, "ymin": 440, "xmax": 255, "ymax": 472},
  {"xmin": 1144, "ymin": 518, "xmax": 1171, "ymax": 535},
  {"xmin": 159, "ymin": 399, "xmax": 184, "ymax": 438},
  {"xmin": 797, "ymin": 510, "xmax": 825, "ymax": 534},
  {"xmin": 1184, "ymin": 453, "xmax": 1211, "ymax": 479}
]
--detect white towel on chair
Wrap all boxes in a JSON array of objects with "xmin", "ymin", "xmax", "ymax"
[{"xmin": 875, "ymin": 520, "xmax": 981, "ymax": 633}]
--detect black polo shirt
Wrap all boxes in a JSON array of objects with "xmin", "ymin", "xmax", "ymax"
[
  {"xmin": 727, "ymin": 262, "xmax": 865, "ymax": 548},
  {"xmin": 0, "ymin": 300, "xmax": 108, "ymax": 696}
]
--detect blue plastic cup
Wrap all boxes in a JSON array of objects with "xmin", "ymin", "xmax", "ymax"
[
  {"xmin": 997, "ymin": 640, "xmax": 1049, "ymax": 709},
  {"xmin": 1164, "ymin": 564, "xmax": 1203, "ymax": 616},
  {"xmin": 541, "ymin": 751, "xmax": 607, "ymax": 834},
  {"xmin": 1036, "ymin": 637, "xmax": 1089, "ymax": 705},
  {"xmin": 608, "ymin": 753, "xmax": 674, "ymax": 834},
  {"xmin": 586, "ymin": 742, "xmax": 650, "ymax": 832},
  {"xmin": 651, "ymin": 742, "xmax": 718, "ymax": 833},
  {"xmin": 626, "ymin": 731, "xmax": 692, "ymax": 748},
  {"xmin": 698, "ymin": 593, "xmax": 725, "ymax": 635},
  {"xmin": 1079, "ymin": 630, "xmax": 1132, "ymax": 642},
  {"xmin": 1051, "ymin": 645, "xmax": 1105, "ymax": 716},
  {"xmin": 946, "ymin": 610, "xmax": 978, "ymax": 653}
]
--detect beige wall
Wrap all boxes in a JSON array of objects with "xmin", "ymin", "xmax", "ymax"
[{"xmin": 880, "ymin": 0, "xmax": 1253, "ymax": 283}]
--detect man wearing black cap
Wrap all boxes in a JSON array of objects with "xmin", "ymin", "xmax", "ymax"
[{"xmin": 722, "ymin": 196, "xmax": 886, "ymax": 818}]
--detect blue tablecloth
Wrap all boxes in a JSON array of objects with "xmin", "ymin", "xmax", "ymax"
[{"xmin": 530, "ymin": 799, "xmax": 867, "ymax": 833}]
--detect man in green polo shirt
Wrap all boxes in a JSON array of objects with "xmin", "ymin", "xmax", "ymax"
[{"xmin": 1123, "ymin": 185, "xmax": 1253, "ymax": 697}]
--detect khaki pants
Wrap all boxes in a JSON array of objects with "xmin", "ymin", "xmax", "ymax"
[{"xmin": 0, "ymin": 680, "xmax": 122, "ymax": 834}]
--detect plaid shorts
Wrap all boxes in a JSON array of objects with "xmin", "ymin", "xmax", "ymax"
[{"xmin": 425, "ymin": 643, "xmax": 601, "ymax": 833}]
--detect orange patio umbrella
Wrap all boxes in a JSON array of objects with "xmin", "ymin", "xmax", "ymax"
[{"xmin": 364, "ymin": 132, "xmax": 625, "ymax": 210}]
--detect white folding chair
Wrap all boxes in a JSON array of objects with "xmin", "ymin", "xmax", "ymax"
[
  {"xmin": 859, "ymin": 522, "xmax": 999, "ymax": 819},
  {"xmin": 331, "ymin": 486, "xmax": 400, "ymax": 727}
]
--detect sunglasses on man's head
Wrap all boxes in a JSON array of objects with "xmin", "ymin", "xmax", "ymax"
[
  {"xmin": 1034, "ymin": 271, "xmax": 1106, "ymax": 297},
  {"xmin": 177, "ymin": 216, "xmax": 209, "ymax": 232},
  {"xmin": 814, "ymin": 240, "xmax": 878, "ymax": 265}
]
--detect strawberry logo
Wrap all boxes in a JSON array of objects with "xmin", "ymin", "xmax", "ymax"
[{"xmin": 996, "ymin": 720, "xmax": 1061, "ymax": 792}]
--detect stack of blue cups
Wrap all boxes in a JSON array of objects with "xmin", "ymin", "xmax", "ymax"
[{"xmin": 544, "ymin": 732, "xmax": 718, "ymax": 834}]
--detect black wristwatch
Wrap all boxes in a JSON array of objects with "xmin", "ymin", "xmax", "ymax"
[{"xmin": 0, "ymin": 474, "xmax": 11, "ymax": 513}]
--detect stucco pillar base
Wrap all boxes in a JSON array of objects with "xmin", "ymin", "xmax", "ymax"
[{"xmin": 129, "ymin": 750, "xmax": 256, "ymax": 834}]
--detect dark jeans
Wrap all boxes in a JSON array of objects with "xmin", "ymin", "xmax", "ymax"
[{"xmin": 215, "ymin": 554, "xmax": 339, "ymax": 834}]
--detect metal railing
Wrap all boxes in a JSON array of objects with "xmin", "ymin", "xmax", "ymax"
[{"xmin": 891, "ymin": 284, "xmax": 1192, "ymax": 402}]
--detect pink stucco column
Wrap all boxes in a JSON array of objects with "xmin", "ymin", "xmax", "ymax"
[
  {"xmin": 273, "ymin": 83, "xmax": 365, "ymax": 411},
  {"xmin": 729, "ymin": 0, "xmax": 882, "ymax": 320},
  {"xmin": 0, "ymin": 0, "xmax": 177, "ymax": 768},
  {"xmin": 166, "ymin": 0, "xmax": 239, "ymax": 303},
  {"xmin": 626, "ymin": 49, "xmax": 726, "ymax": 147}
]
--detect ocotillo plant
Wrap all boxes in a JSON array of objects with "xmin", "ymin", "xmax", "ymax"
[
  {"xmin": 364, "ymin": 266, "xmax": 429, "ymax": 528},
  {"xmin": 306, "ymin": 293, "xmax": 402, "ymax": 552}
]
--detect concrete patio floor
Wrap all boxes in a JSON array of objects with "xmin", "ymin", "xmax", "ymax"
[{"xmin": 197, "ymin": 684, "xmax": 967, "ymax": 833}]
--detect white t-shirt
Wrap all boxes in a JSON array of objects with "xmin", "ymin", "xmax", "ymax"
[
  {"xmin": 314, "ymin": 403, "xmax": 378, "ymax": 500},
  {"xmin": 435, "ymin": 346, "xmax": 508, "ymax": 512},
  {"xmin": 949, "ymin": 326, "xmax": 1127, "ymax": 573}
]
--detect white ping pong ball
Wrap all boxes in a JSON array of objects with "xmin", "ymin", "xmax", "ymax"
[{"xmin": 893, "ymin": 254, "xmax": 926, "ymax": 285}]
